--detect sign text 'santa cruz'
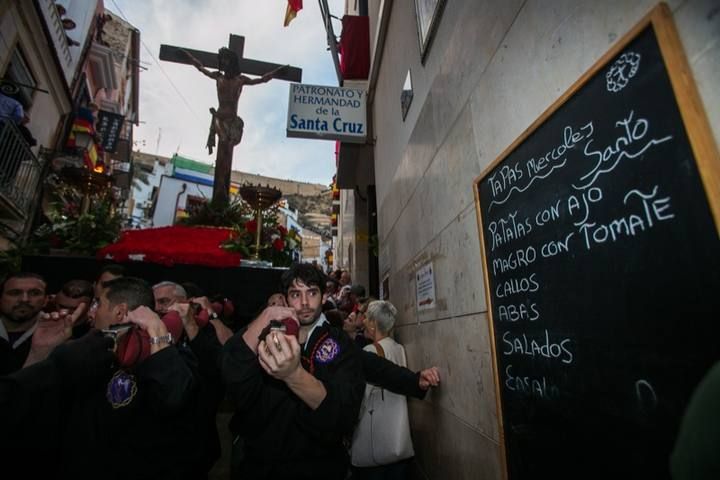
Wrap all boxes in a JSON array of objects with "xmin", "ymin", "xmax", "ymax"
[{"xmin": 286, "ymin": 83, "xmax": 367, "ymax": 143}]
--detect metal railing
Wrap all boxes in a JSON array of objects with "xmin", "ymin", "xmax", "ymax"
[{"xmin": 0, "ymin": 120, "xmax": 43, "ymax": 216}]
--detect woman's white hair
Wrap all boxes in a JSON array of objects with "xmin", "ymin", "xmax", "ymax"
[{"xmin": 366, "ymin": 300, "xmax": 398, "ymax": 334}]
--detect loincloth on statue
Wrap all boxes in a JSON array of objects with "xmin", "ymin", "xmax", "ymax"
[
  {"xmin": 215, "ymin": 115, "xmax": 244, "ymax": 146},
  {"xmin": 207, "ymin": 109, "xmax": 244, "ymax": 153}
]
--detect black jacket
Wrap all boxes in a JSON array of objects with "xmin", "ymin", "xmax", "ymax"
[
  {"xmin": 2, "ymin": 342, "xmax": 199, "ymax": 480},
  {"xmin": 0, "ymin": 334, "xmax": 32, "ymax": 375},
  {"xmin": 185, "ymin": 324, "xmax": 227, "ymax": 475},
  {"xmin": 223, "ymin": 321, "xmax": 365, "ymax": 480}
]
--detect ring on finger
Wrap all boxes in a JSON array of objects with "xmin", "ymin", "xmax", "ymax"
[{"xmin": 272, "ymin": 333, "xmax": 282, "ymax": 352}]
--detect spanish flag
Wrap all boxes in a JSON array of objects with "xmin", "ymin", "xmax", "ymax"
[
  {"xmin": 66, "ymin": 107, "xmax": 103, "ymax": 171},
  {"xmin": 283, "ymin": 0, "xmax": 302, "ymax": 27}
]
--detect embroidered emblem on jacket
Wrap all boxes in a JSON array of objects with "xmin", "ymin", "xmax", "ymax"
[
  {"xmin": 314, "ymin": 337, "xmax": 340, "ymax": 364},
  {"xmin": 106, "ymin": 370, "xmax": 138, "ymax": 408}
]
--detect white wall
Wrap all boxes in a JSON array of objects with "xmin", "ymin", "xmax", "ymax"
[
  {"xmin": 129, "ymin": 160, "xmax": 172, "ymax": 227},
  {"xmin": 152, "ymin": 175, "xmax": 213, "ymax": 227}
]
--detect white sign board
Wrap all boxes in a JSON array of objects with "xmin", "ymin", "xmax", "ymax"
[
  {"xmin": 287, "ymin": 83, "xmax": 367, "ymax": 143},
  {"xmin": 416, "ymin": 262, "xmax": 436, "ymax": 311}
]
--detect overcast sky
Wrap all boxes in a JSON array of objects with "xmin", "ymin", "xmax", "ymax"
[{"xmin": 107, "ymin": 0, "xmax": 345, "ymax": 186}]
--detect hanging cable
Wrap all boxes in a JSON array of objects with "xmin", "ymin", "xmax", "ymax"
[{"xmin": 108, "ymin": 0, "xmax": 201, "ymax": 121}]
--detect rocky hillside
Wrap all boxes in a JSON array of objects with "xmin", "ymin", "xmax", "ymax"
[{"xmin": 285, "ymin": 192, "xmax": 332, "ymax": 239}]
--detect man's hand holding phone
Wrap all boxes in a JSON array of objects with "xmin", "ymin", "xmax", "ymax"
[
  {"xmin": 242, "ymin": 306, "xmax": 298, "ymax": 354},
  {"xmin": 258, "ymin": 329, "xmax": 302, "ymax": 381}
]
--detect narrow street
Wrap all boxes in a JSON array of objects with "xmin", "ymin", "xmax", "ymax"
[{"xmin": 1, "ymin": 1, "xmax": 719, "ymax": 479}]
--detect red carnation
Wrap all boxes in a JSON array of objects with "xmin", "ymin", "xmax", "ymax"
[
  {"xmin": 278, "ymin": 225, "xmax": 288, "ymax": 237},
  {"xmin": 273, "ymin": 238, "xmax": 285, "ymax": 251},
  {"xmin": 245, "ymin": 219, "xmax": 257, "ymax": 233}
]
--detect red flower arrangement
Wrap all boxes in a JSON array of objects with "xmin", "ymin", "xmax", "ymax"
[
  {"xmin": 31, "ymin": 174, "xmax": 122, "ymax": 255},
  {"xmin": 221, "ymin": 205, "xmax": 301, "ymax": 267}
]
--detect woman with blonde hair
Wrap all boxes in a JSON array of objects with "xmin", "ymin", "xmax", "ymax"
[{"xmin": 351, "ymin": 300, "xmax": 414, "ymax": 479}]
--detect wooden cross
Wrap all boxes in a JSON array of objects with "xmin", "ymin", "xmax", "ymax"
[
  {"xmin": 159, "ymin": 34, "xmax": 302, "ymax": 82},
  {"xmin": 159, "ymin": 34, "xmax": 302, "ymax": 205}
]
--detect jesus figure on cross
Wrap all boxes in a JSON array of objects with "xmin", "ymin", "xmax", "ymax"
[{"xmin": 180, "ymin": 48, "xmax": 288, "ymax": 154}]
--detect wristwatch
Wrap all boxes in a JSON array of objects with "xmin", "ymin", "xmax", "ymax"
[
  {"xmin": 149, "ymin": 333, "xmax": 173, "ymax": 345},
  {"xmin": 208, "ymin": 311, "xmax": 219, "ymax": 321}
]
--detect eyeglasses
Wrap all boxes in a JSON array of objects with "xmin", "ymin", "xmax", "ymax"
[{"xmin": 155, "ymin": 297, "xmax": 174, "ymax": 307}]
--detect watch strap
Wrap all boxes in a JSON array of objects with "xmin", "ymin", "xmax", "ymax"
[{"xmin": 149, "ymin": 333, "xmax": 173, "ymax": 345}]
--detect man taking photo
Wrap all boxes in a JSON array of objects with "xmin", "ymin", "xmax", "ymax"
[{"xmin": 223, "ymin": 262, "xmax": 364, "ymax": 479}]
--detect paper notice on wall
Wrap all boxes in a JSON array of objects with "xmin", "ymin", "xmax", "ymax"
[{"xmin": 416, "ymin": 262, "xmax": 436, "ymax": 311}]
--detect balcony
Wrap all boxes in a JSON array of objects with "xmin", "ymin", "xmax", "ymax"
[{"xmin": 0, "ymin": 121, "xmax": 44, "ymax": 223}]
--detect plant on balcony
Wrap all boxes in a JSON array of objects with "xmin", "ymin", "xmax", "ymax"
[
  {"xmin": 221, "ymin": 204, "xmax": 301, "ymax": 267},
  {"xmin": 30, "ymin": 175, "xmax": 123, "ymax": 256}
]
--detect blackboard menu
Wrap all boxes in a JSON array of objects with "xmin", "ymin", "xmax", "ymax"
[{"xmin": 474, "ymin": 8, "xmax": 719, "ymax": 480}]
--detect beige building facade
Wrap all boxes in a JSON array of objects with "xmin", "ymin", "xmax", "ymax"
[
  {"xmin": 0, "ymin": 1, "xmax": 74, "ymax": 152},
  {"xmin": 0, "ymin": 1, "xmax": 75, "ymax": 247},
  {"xmin": 336, "ymin": 1, "xmax": 719, "ymax": 478}
]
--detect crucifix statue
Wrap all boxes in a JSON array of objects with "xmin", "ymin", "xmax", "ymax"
[{"xmin": 159, "ymin": 35, "xmax": 302, "ymax": 205}]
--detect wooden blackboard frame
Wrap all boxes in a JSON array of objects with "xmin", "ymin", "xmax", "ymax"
[{"xmin": 472, "ymin": 3, "xmax": 720, "ymax": 478}]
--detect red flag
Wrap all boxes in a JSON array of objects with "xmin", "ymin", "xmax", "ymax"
[{"xmin": 284, "ymin": 0, "xmax": 302, "ymax": 27}]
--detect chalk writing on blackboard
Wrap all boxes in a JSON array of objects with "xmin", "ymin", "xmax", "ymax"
[
  {"xmin": 487, "ymin": 122, "xmax": 594, "ymax": 211},
  {"xmin": 501, "ymin": 330, "xmax": 574, "ymax": 364},
  {"xmin": 574, "ymin": 111, "xmax": 673, "ymax": 190},
  {"xmin": 577, "ymin": 185, "xmax": 675, "ymax": 250},
  {"xmin": 505, "ymin": 364, "xmax": 560, "ymax": 399},
  {"xmin": 606, "ymin": 51, "xmax": 642, "ymax": 92}
]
